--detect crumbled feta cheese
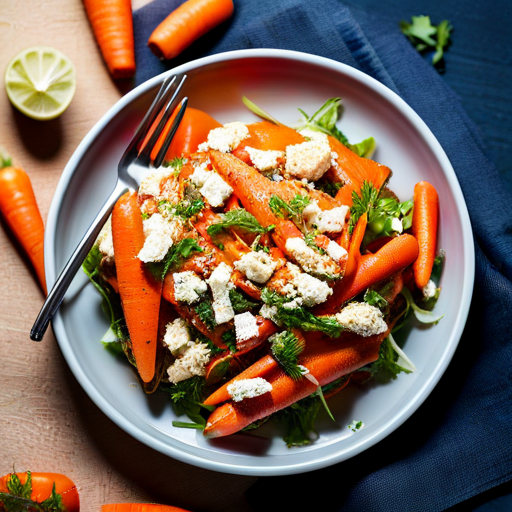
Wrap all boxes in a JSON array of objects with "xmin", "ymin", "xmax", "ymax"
[
  {"xmin": 167, "ymin": 341, "xmax": 211, "ymax": 384},
  {"xmin": 245, "ymin": 146, "xmax": 284, "ymax": 171},
  {"xmin": 138, "ymin": 167, "xmax": 174, "ymax": 199},
  {"xmin": 259, "ymin": 304, "xmax": 281, "ymax": 325},
  {"xmin": 234, "ymin": 312, "xmax": 260, "ymax": 342},
  {"xmin": 227, "ymin": 377, "xmax": 272, "ymax": 402},
  {"xmin": 197, "ymin": 122, "xmax": 250, "ymax": 153},
  {"xmin": 285, "ymin": 135, "xmax": 333, "ymax": 181},
  {"xmin": 199, "ymin": 172, "xmax": 233, "ymax": 207},
  {"xmin": 96, "ymin": 216, "xmax": 114, "ymax": 263},
  {"xmin": 138, "ymin": 213, "xmax": 184, "ymax": 263},
  {"xmin": 303, "ymin": 201, "xmax": 349, "ymax": 233},
  {"xmin": 285, "ymin": 237, "xmax": 340, "ymax": 277},
  {"xmin": 173, "ymin": 271, "xmax": 208, "ymax": 304},
  {"xmin": 326, "ymin": 240, "xmax": 348, "ymax": 262},
  {"xmin": 207, "ymin": 262, "xmax": 235, "ymax": 324},
  {"xmin": 279, "ymin": 262, "xmax": 333, "ymax": 307},
  {"xmin": 422, "ymin": 279, "xmax": 437, "ymax": 298},
  {"xmin": 234, "ymin": 251, "xmax": 278, "ymax": 284},
  {"xmin": 391, "ymin": 217, "xmax": 403, "ymax": 233},
  {"xmin": 163, "ymin": 317, "xmax": 191, "ymax": 356},
  {"xmin": 336, "ymin": 302, "xmax": 388, "ymax": 337},
  {"xmin": 189, "ymin": 161, "xmax": 211, "ymax": 187}
]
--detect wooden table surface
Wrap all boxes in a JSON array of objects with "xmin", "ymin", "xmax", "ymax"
[{"xmin": 0, "ymin": 1, "xmax": 258, "ymax": 510}]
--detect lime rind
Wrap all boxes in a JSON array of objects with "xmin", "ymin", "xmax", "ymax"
[{"xmin": 5, "ymin": 46, "xmax": 76, "ymax": 121}]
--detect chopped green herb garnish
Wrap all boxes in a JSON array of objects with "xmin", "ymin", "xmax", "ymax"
[
  {"xmin": 146, "ymin": 238, "xmax": 203, "ymax": 280},
  {"xmin": 270, "ymin": 331, "xmax": 305, "ymax": 380},
  {"xmin": 229, "ymin": 288, "xmax": 259, "ymax": 314},
  {"xmin": 349, "ymin": 181, "xmax": 380, "ymax": 234},
  {"xmin": 163, "ymin": 376, "xmax": 208, "ymax": 426},
  {"xmin": 207, "ymin": 208, "xmax": 273, "ymax": 237},
  {"xmin": 162, "ymin": 198, "xmax": 205, "ymax": 219},
  {"xmin": 221, "ymin": 329, "xmax": 237, "ymax": 353},
  {"xmin": 269, "ymin": 194, "xmax": 310, "ymax": 224},
  {"xmin": 195, "ymin": 299, "xmax": 217, "ymax": 331}
]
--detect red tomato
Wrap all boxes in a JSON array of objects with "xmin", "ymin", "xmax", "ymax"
[{"xmin": 0, "ymin": 471, "xmax": 79, "ymax": 511}]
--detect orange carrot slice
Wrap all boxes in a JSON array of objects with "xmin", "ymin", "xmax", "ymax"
[
  {"xmin": 112, "ymin": 191, "xmax": 161, "ymax": 383},
  {"xmin": 411, "ymin": 181, "xmax": 439, "ymax": 289}
]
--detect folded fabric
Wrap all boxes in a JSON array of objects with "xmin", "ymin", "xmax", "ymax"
[{"xmin": 133, "ymin": 1, "xmax": 512, "ymax": 510}]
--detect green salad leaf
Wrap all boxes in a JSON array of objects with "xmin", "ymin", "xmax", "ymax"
[{"xmin": 207, "ymin": 208, "xmax": 273, "ymax": 237}]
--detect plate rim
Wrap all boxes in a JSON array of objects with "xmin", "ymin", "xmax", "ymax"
[{"xmin": 45, "ymin": 48, "xmax": 475, "ymax": 476}]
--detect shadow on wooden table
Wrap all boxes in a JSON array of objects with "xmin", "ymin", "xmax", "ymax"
[{"xmin": 62, "ymin": 362, "xmax": 258, "ymax": 512}]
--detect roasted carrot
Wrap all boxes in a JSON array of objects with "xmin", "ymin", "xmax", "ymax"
[
  {"xmin": 83, "ymin": 0, "xmax": 136, "ymax": 79},
  {"xmin": 112, "ymin": 191, "xmax": 161, "ymax": 383},
  {"xmin": 204, "ymin": 328, "xmax": 389, "ymax": 438},
  {"xmin": 412, "ymin": 181, "xmax": 439, "ymax": 289},
  {"xmin": 314, "ymin": 233, "xmax": 419, "ymax": 315},
  {"xmin": 0, "ymin": 156, "xmax": 46, "ymax": 294},
  {"xmin": 148, "ymin": 0, "xmax": 234, "ymax": 60},
  {"xmin": 344, "ymin": 212, "xmax": 367, "ymax": 279}
]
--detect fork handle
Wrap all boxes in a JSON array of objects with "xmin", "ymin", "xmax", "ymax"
[{"xmin": 30, "ymin": 180, "xmax": 128, "ymax": 341}]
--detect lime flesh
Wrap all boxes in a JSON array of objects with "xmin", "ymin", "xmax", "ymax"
[{"xmin": 5, "ymin": 46, "xmax": 76, "ymax": 121}]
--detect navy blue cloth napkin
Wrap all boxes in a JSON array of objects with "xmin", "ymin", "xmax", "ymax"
[{"xmin": 133, "ymin": 1, "xmax": 512, "ymax": 510}]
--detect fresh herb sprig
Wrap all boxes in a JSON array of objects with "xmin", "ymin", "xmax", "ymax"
[
  {"xmin": 269, "ymin": 194, "xmax": 310, "ymax": 224},
  {"xmin": 147, "ymin": 238, "xmax": 203, "ymax": 280},
  {"xmin": 400, "ymin": 15, "xmax": 453, "ymax": 67},
  {"xmin": 161, "ymin": 198, "xmax": 205, "ymax": 219},
  {"xmin": 270, "ymin": 331, "xmax": 305, "ymax": 380},
  {"xmin": 207, "ymin": 208, "xmax": 274, "ymax": 237}
]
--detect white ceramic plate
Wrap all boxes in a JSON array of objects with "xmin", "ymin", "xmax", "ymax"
[{"xmin": 45, "ymin": 49, "xmax": 474, "ymax": 476}]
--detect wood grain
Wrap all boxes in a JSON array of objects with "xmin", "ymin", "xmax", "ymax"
[{"xmin": 0, "ymin": 1, "xmax": 257, "ymax": 510}]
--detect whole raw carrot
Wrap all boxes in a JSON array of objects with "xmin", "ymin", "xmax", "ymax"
[
  {"xmin": 0, "ymin": 155, "xmax": 46, "ymax": 294},
  {"xmin": 148, "ymin": 0, "xmax": 235, "ymax": 60},
  {"xmin": 112, "ymin": 191, "xmax": 161, "ymax": 383},
  {"xmin": 411, "ymin": 181, "xmax": 439, "ymax": 289},
  {"xmin": 83, "ymin": 0, "xmax": 136, "ymax": 79}
]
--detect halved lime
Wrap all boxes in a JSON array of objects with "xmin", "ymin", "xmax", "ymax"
[{"xmin": 5, "ymin": 46, "xmax": 76, "ymax": 121}]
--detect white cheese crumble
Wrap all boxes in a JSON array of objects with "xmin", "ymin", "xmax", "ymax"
[
  {"xmin": 137, "ymin": 213, "xmax": 184, "ymax": 263},
  {"xmin": 285, "ymin": 134, "xmax": 333, "ymax": 181},
  {"xmin": 279, "ymin": 262, "xmax": 333, "ymax": 307},
  {"xmin": 173, "ymin": 271, "xmax": 208, "ymax": 304},
  {"xmin": 259, "ymin": 304, "xmax": 281, "ymax": 325},
  {"xmin": 335, "ymin": 302, "xmax": 388, "ymax": 337},
  {"xmin": 163, "ymin": 317, "xmax": 191, "ymax": 356},
  {"xmin": 303, "ymin": 201, "xmax": 349, "ymax": 233},
  {"xmin": 326, "ymin": 240, "xmax": 348, "ymax": 262},
  {"xmin": 189, "ymin": 161, "xmax": 212, "ymax": 187},
  {"xmin": 227, "ymin": 377, "xmax": 273, "ymax": 402},
  {"xmin": 285, "ymin": 237, "xmax": 339, "ymax": 277},
  {"xmin": 234, "ymin": 251, "xmax": 278, "ymax": 284},
  {"xmin": 96, "ymin": 216, "xmax": 114, "ymax": 263},
  {"xmin": 245, "ymin": 146, "xmax": 284, "ymax": 171},
  {"xmin": 391, "ymin": 217, "xmax": 403, "ymax": 233},
  {"xmin": 138, "ymin": 167, "xmax": 174, "ymax": 199},
  {"xmin": 167, "ymin": 341, "xmax": 211, "ymax": 384},
  {"xmin": 199, "ymin": 172, "xmax": 233, "ymax": 207},
  {"xmin": 197, "ymin": 121, "xmax": 250, "ymax": 153},
  {"xmin": 234, "ymin": 312, "xmax": 260, "ymax": 342},
  {"xmin": 422, "ymin": 279, "xmax": 437, "ymax": 298},
  {"xmin": 207, "ymin": 262, "xmax": 235, "ymax": 324}
]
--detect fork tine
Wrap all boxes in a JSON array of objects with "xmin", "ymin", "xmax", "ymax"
[
  {"xmin": 153, "ymin": 97, "xmax": 189, "ymax": 168},
  {"xmin": 138, "ymin": 75, "xmax": 187, "ymax": 163}
]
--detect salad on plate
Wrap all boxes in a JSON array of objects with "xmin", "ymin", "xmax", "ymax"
[{"xmin": 83, "ymin": 96, "xmax": 444, "ymax": 447}]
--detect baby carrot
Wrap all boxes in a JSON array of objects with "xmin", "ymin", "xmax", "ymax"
[
  {"xmin": 148, "ymin": 0, "xmax": 235, "ymax": 60},
  {"xmin": 83, "ymin": 0, "xmax": 136, "ymax": 79},
  {"xmin": 0, "ymin": 155, "xmax": 46, "ymax": 294},
  {"xmin": 112, "ymin": 191, "xmax": 161, "ymax": 383},
  {"xmin": 411, "ymin": 181, "xmax": 439, "ymax": 289}
]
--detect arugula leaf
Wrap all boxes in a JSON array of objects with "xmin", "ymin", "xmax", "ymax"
[
  {"xmin": 147, "ymin": 238, "xmax": 203, "ymax": 280},
  {"xmin": 348, "ymin": 137, "xmax": 376, "ymax": 158},
  {"xmin": 82, "ymin": 245, "xmax": 128, "ymax": 341},
  {"xmin": 400, "ymin": 15, "xmax": 453, "ymax": 67},
  {"xmin": 207, "ymin": 208, "xmax": 273, "ymax": 237},
  {"xmin": 269, "ymin": 331, "xmax": 305, "ymax": 380},
  {"xmin": 269, "ymin": 194, "xmax": 310, "ymax": 224}
]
